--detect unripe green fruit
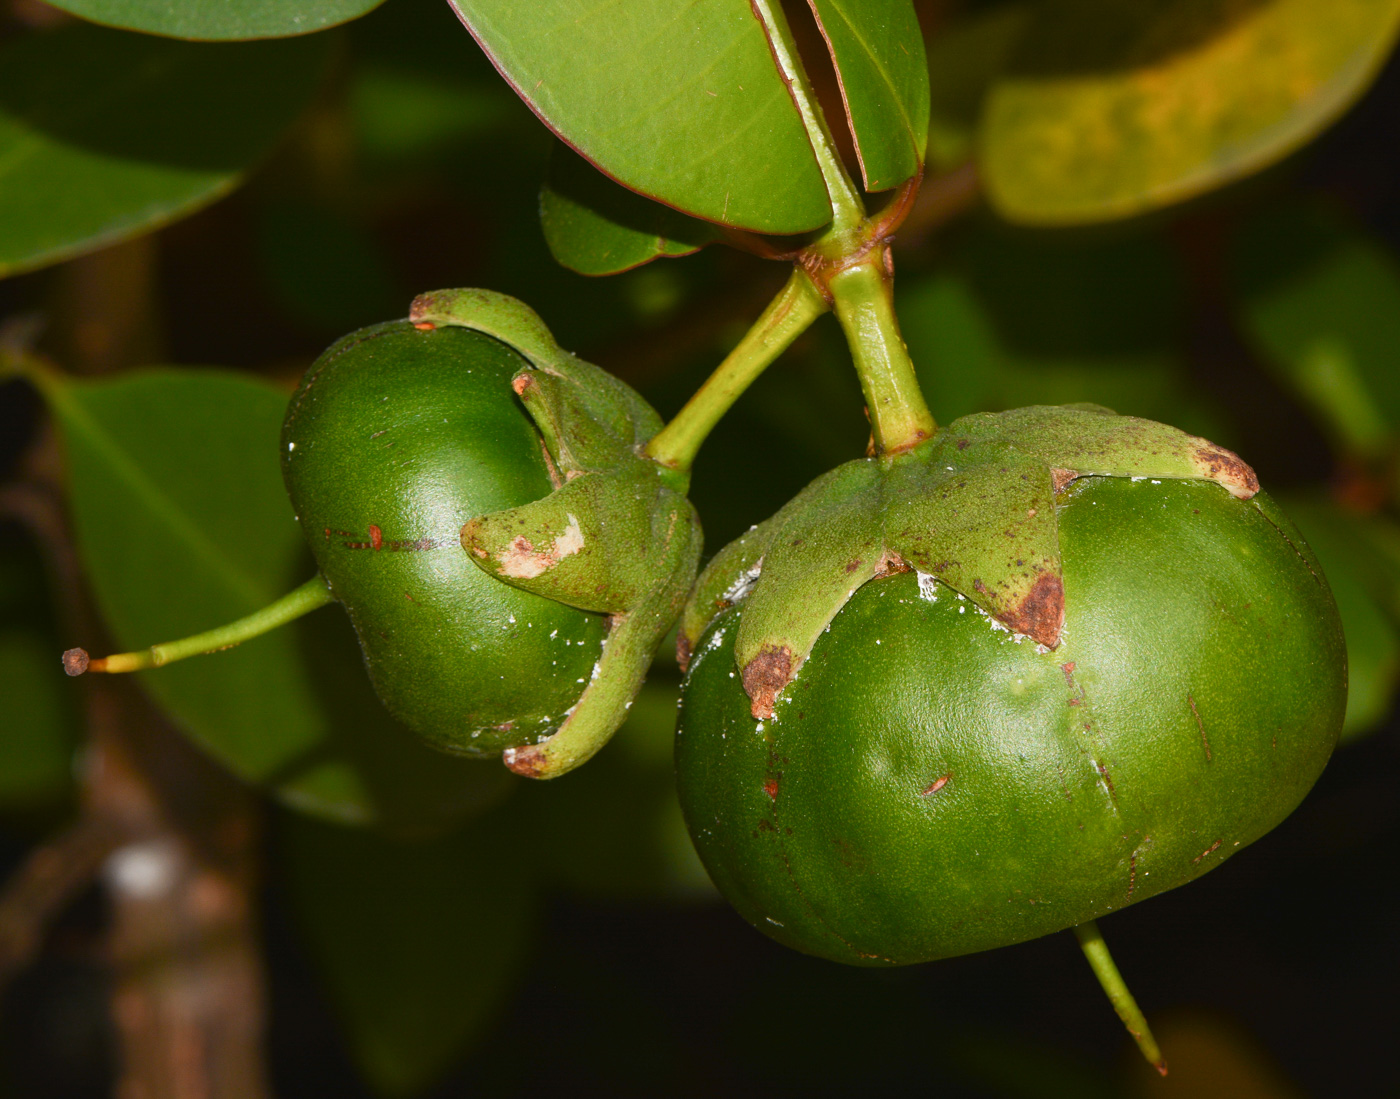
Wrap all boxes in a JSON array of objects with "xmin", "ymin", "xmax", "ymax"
[
  {"xmin": 676, "ymin": 476, "xmax": 1345, "ymax": 965},
  {"xmin": 282, "ymin": 321, "xmax": 607, "ymax": 756}
]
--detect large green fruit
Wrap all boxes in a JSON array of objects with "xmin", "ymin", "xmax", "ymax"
[
  {"xmin": 676, "ymin": 476, "xmax": 1345, "ymax": 965},
  {"xmin": 282, "ymin": 321, "xmax": 608, "ymax": 756}
]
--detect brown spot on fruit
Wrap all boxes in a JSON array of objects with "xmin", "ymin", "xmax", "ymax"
[
  {"xmin": 920, "ymin": 774, "xmax": 950, "ymax": 796},
  {"xmin": 62, "ymin": 648, "xmax": 89, "ymax": 676},
  {"xmin": 1192, "ymin": 839, "xmax": 1223, "ymax": 864},
  {"xmin": 1051, "ymin": 467, "xmax": 1077, "ymax": 493},
  {"xmin": 874, "ymin": 550, "xmax": 908, "ymax": 577},
  {"xmin": 742, "ymin": 645, "xmax": 794, "ymax": 720},
  {"xmin": 999, "ymin": 572, "xmax": 1065, "ymax": 647},
  {"xmin": 1188, "ymin": 692, "xmax": 1212, "ymax": 761},
  {"xmin": 412, "ymin": 322, "xmax": 435, "ymax": 331},
  {"xmin": 676, "ymin": 634, "xmax": 693, "ymax": 672},
  {"xmin": 844, "ymin": 559, "xmax": 863, "ymax": 574},
  {"xmin": 1192, "ymin": 443, "xmax": 1259, "ymax": 499},
  {"xmin": 512, "ymin": 374, "xmax": 533, "ymax": 397},
  {"xmin": 763, "ymin": 778, "xmax": 779, "ymax": 800},
  {"xmin": 1060, "ymin": 662, "xmax": 1076, "ymax": 685},
  {"xmin": 369, "ymin": 524, "xmax": 383, "ymax": 551}
]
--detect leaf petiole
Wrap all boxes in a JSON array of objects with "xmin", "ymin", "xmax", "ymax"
[{"xmin": 64, "ymin": 574, "xmax": 334, "ymax": 676}]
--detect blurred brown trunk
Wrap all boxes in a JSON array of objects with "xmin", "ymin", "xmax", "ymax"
[{"xmin": 0, "ymin": 237, "xmax": 272, "ymax": 1098}]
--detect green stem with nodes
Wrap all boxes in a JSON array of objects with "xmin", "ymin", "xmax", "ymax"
[
  {"xmin": 64, "ymin": 574, "xmax": 334, "ymax": 676},
  {"xmin": 644, "ymin": 269, "xmax": 829, "ymax": 473},
  {"xmin": 1074, "ymin": 920, "xmax": 1168, "ymax": 1077},
  {"xmin": 828, "ymin": 259, "xmax": 936, "ymax": 454}
]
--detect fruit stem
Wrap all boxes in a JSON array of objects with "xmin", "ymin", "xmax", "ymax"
[
  {"xmin": 1073, "ymin": 920, "xmax": 1168, "ymax": 1077},
  {"xmin": 828, "ymin": 258, "xmax": 936, "ymax": 454},
  {"xmin": 749, "ymin": 0, "xmax": 867, "ymax": 237},
  {"xmin": 64, "ymin": 574, "xmax": 334, "ymax": 676},
  {"xmin": 644, "ymin": 268, "xmax": 829, "ymax": 473}
]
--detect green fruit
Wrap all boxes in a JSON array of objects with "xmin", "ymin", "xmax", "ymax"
[
  {"xmin": 282, "ymin": 320, "xmax": 608, "ymax": 756},
  {"xmin": 676, "ymin": 476, "xmax": 1345, "ymax": 965}
]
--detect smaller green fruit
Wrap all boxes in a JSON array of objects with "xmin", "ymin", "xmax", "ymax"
[{"xmin": 282, "ymin": 320, "xmax": 608, "ymax": 756}]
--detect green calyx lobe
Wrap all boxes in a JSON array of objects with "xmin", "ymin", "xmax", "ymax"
[
  {"xmin": 407, "ymin": 290, "xmax": 701, "ymax": 778},
  {"xmin": 679, "ymin": 404, "xmax": 1260, "ymax": 720},
  {"xmin": 676, "ymin": 473, "xmax": 1345, "ymax": 965},
  {"xmin": 283, "ymin": 290, "xmax": 699, "ymax": 779}
]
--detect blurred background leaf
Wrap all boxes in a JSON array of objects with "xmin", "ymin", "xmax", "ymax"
[
  {"xmin": 979, "ymin": 0, "xmax": 1400, "ymax": 224},
  {"xmin": 1230, "ymin": 198, "xmax": 1400, "ymax": 458},
  {"xmin": 278, "ymin": 806, "xmax": 537, "ymax": 1097},
  {"xmin": 898, "ymin": 223, "xmax": 1225, "ymax": 438},
  {"xmin": 35, "ymin": 367, "xmax": 511, "ymax": 832},
  {"xmin": 1282, "ymin": 494, "xmax": 1400, "ymax": 741},
  {"xmin": 924, "ymin": 2, "xmax": 1029, "ymax": 173},
  {"xmin": 0, "ymin": 525, "xmax": 79, "ymax": 818},
  {"xmin": 0, "ymin": 24, "xmax": 331, "ymax": 277},
  {"xmin": 41, "ymin": 0, "xmax": 385, "ymax": 40}
]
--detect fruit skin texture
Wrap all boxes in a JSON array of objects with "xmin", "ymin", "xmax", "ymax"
[
  {"xmin": 282, "ymin": 321, "xmax": 607, "ymax": 756},
  {"xmin": 676, "ymin": 476, "xmax": 1345, "ymax": 965}
]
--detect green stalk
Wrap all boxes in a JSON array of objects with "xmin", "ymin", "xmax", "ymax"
[
  {"xmin": 65, "ymin": 574, "xmax": 334, "ymax": 676},
  {"xmin": 644, "ymin": 269, "xmax": 829, "ymax": 473},
  {"xmin": 1074, "ymin": 920, "xmax": 1168, "ymax": 1077},
  {"xmin": 828, "ymin": 259, "xmax": 936, "ymax": 454},
  {"xmin": 749, "ymin": 0, "xmax": 866, "ymax": 237}
]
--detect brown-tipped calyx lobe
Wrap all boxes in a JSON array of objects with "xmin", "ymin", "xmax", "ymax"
[{"xmin": 742, "ymin": 644, "xmax": 794, "ymax": 721}]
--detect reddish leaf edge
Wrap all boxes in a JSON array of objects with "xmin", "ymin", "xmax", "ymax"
[
  {"xmin": 803, "ymin": 0, "xmax": 924, "ymax": 194},
  {"xmin": 447, "ymin": 0, "xmax": 834, "ymax": 236}
]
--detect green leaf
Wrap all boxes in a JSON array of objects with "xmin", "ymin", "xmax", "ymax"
[
  {"xmin": 37, "ymin": 367, "xmax": 511, "ymax": 832},
  {"xmin": 980, "ymin": 0, "xmax": 1400, "ymax": 224},
  {"xmin": 42, "ymin": 0, "xmax": 383, "ymax": 40},
  {"xmin": 1281, "ymin": 496, "xmax": 1400, "ymax": 742},
  {"xmin": 0, "ymin": 25, "xmax": 330, "ymax": 279},
  {"xmin": 446, "ymin": 0, "xmax": 832, "ymax": 233},
  {"xmin": 1230, "ymin": 201, "xmax": 1400, "ymax": 457},
  {"xmin": 279, "ymin": 808, "xmax": 536, "ymax": 1097},
  {"xmin": 540, "ymin": 142, "xmax": 722, "ymax": 276},
  {"xmin": 0, "ymin": 526, "xmax": 80, "ymax": 814},
  {"xmin": 806, "ymin": 0, "xmax": 929, "ymax": 191}
]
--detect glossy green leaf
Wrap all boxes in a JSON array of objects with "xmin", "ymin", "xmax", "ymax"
[
  {"xmin": 446, "ymin": 0, "xmax": 831, "ymax": 233},
  {"xmin": 279, "ymin": 808, "xmax": 536, "ymax": 1097},
  {"xmin": 521, "ymin": 676, "xmax": 715, "ymax": 902},
  {"xmin": 1281, "ymin": 495, "xmax": 1400, "ymax": 741},
  {"xmin": 38, "ymin": 367, "xmax": 510, "ymax": 832},
  {"xmin": 807, "ymin": 0, "xmax": 929, "ymax": 191},
  {"xmin": 981, "ymin": 0, "xmax": 1400, "ymax": 224},
  {"xmin": 43, "ymin": 0, "xmax": 383, "ymax": 39},
  {"xmin": 0, "ymin": 25, "xmax": 330, "ymax": 279},
  {"xmin": 1231, "ymin": 201, "xmax": 1400, "ymax": 457},
  {"xmin": 0, "ymin": 526, "xmax": 80, "ymax": 813},
  {"xmin": 924, "ymin": 4, "xmax": 1029, "ymax": 172},
  {"xmin": 540, "ymin": 143, "xmax": 722, "ymax": 276}
]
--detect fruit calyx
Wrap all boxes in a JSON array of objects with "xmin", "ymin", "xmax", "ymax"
[
  {"xmin": 409, "ymin": 289, "xmax": 702, "ymax": 778},
  {"xmin": 677, "ymin": 404, "xmax": 1258, "ymax": 720}
]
